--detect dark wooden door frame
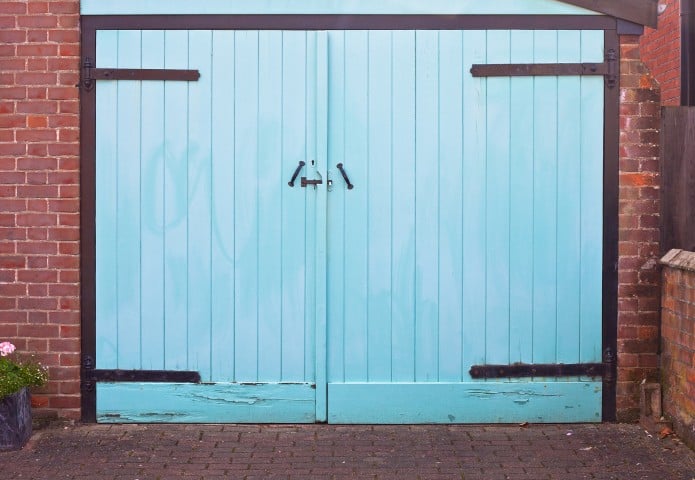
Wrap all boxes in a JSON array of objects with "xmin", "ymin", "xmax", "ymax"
[{"xmin": 80, "ymin": 14, "xmax": 621, "ymax": 422}]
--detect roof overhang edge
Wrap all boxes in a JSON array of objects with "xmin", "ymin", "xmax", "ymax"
[{"xmin": 561, "ymin": 0, "xmax": 658, "ymax": 28}]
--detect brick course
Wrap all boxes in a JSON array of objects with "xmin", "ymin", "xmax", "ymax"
[
  {"xmin": 0, "ymin": 0, "xmax": 81, "ymax": 419},
  {"xmin": 660, "ymin": 250, "xmax": 695, "ymax": 450},
  {"xmin": 617, "ymin": 35, "xmax": 662, "ymax": 421}
]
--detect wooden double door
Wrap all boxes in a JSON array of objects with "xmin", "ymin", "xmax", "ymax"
[{"xmin": 90, "ymin": 28, "xmax": 605, "ymax": 423}]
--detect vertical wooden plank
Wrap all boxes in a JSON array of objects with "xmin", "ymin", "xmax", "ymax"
[
  {"xmin": 281, "ymin": 31, "xmax": 308, "ymax": 381},
  {"xmin": 508, "ymin": 30, "xmax": 535, "ymax": 364},
  {"xmin": 186, "ymin": 30, "xmax": 213, "ymax": 380},
  {"xmin": 367, "ymin": 30, "xmax": 393, "ymax": 382},
  {"xmin": 315, "ymin": 30, "xmax": 328, "ymax": 420},
  {"xmin": 461, "ymin": 30, "xmax": 487, "ymax": 375},
  {"xmin": 579, "ymin": 30, "xmax": 605, "ymax": 363},
  {"xmin": 342, "ymin": 30, "xmax": 369, "ymax": 382},
  {"xmin": 484, "ymin": 30, "xmax": 511, "ymax": 366},
  {"xmin": 233, "ymin": 30, "xmax": 260, "ymax": 381},
  {"xmin": 304, "ymin": 32, "xmax": 317, "ymax": 384},
  {"xmin": 326, "ymin": 30, "xmax": 346, "ymax": 382},
  {"xmin": 163, "ymin": 30, "xmax": 190, "ymax": 370},
  {"xmin": 414, "ymin": 30, "xmax": 439, "ymax": 381},
  {"xmin": 210, "ymin": 30, "xmax": 236, "ymax": 381},
  {"xmin": 116, "ymin": 30, "xmax": 142, "ymax": 369},
  {"xmin": 532, "ymin": 30, "xmax": 559, "ymax": 365},
  {"xmin": 556, "ymin": 30, "xmax": 582, "ymax": 365},
  {"xmin": 257, "ymin": 31, "xmax": 283, "ymax": 381},
  {"xmin": 95, "ymin": 30, "xmax": 119, "ymax": 368},
  {"xmin": 139, "ymin": 30, "xmax": 166, "ymax": 370},
  {"xmin": 437, "ymin": 30, "xmax": 464, "ymax": 382},
  {"xmin": 390, "ymin": 30, "xmax": 417, "ymax": 382}
]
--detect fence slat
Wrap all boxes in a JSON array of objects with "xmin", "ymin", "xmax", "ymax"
[{"xmin": 661, "ymin": 107, "xmax": 695, "ymax": 253}]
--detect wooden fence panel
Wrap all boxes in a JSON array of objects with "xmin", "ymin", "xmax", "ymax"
[{"xmin": 661, "ymin": 107, "xmax": 695, "ymax": 253}]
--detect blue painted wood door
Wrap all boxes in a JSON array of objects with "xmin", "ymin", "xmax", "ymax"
[
  {"xmin": 94, "ymin": 27, "xmax": 605, "ymax": 423},
  {"xmin": 94, "ymin": 30, "xmax": 327, "ymax": 422},
  {"xmin": 325, "ymin": 29, "xmax": 605, "ymax": 423}
]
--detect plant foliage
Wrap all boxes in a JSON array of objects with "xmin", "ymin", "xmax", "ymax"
[{"xmin": 0, "ymin": 342, "xmax": 47, "ymax": 399}]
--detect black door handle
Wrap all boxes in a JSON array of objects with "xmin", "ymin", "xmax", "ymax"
[
  {"xmin": 336, "ymin": 163, "xmax": 354, "ymax": 190},
  {"xmin": 288, "ymin": 161, "xmax": 306, "ymax": 187}
]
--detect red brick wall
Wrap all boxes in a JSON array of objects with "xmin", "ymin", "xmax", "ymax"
[
  {"xmin": 0, "ymin": 0, "xmax": 81, "ymax": 419},
  {"xmin": 639, "ymin": 0, "xmax": 681, "ymax": 105},
  {"xmin": 660, "ymin": 250, "xmax": 695, "ymax": 449},
  {"xmin": 617, "ymin": 35, "xmax": 662, "ymax": 421}
]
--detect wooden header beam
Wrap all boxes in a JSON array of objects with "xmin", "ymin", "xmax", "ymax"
[{"xmin": 562, "ymin": 0, "xmax": 658, "ymax": 28}]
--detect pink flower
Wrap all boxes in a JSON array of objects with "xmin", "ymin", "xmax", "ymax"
[{"xmin": 0, "ymin": 341, "xmax": 16, "ymax": 357}]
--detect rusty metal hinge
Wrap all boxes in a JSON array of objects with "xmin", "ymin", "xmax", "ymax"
[
  {"xmin": 470, "ymin": 48, "xmax": 619, "ymax": 89},
  {"xmin": 469, "ymin": 362, "xmax": 606, "ymax": 379},
  {"xmin": 80, "ymin": 57, "xmax": 201, "ymax": 92},
  {"xmin": 604, "ymin": 48, "xmax": 618, "ymax": 89},
  {"xmin": 81, "ymin": 354, "xmax": 95, "ymax": 392},
  {"xmin": 85, "ymin": 369, "xmax": 201, "ymax": 383}
]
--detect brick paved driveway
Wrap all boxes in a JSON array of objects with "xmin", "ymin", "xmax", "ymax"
[{"xmin": 1, "ymin": 423, "xmax": 694, "ymax": 479}]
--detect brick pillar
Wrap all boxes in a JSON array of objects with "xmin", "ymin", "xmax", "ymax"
[
  {"xmin": 0, "ymin": 0, "xmax": 81, "ymax": 419},
  {"xmin": 616, "ymin": 35, "xmax": 662, "ymax": 421}
]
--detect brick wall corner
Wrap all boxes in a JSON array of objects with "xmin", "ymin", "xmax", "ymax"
[{"xmin": 616, "ymin": 34, "xmax": 662, "ymax": 422}]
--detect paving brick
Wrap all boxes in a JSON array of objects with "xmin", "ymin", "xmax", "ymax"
[{"xmin": 2, "ymin": 424, "xmax": 694, "ymax": 480}]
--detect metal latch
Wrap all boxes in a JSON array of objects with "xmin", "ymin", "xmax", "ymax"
[{"xmin": 300, "ymin": 177, "xmax": 323, "ymax": 188}]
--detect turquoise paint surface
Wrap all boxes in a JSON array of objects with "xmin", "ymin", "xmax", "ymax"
[
  {"xmin": 96, "ymin": 30, "xmax": 321, "ymax": 422},
  {"xmin": 97, "ymin": 383, "xmax": 316, "ymax": 423},
  {"xmin": 314, "ymin": 31, "xmax": 329, "ymax": 422},
  {"xmin": 324, "ymin": 29, "xmax": 604, "ymax": 421},
  {"xmin": 140, "ymin": 30, "xmax": 166, "ymax": 370},
  {"xmin": 95, "ymin": 31, "xmax": 119, "ymax": 369},
  {"xmin": 328, "ymin": 382, "xmax": 602, "ymax": 424},
  {"xmin": 96, "ymin": 28, "xmax": 605, "ymax": 423},
  {"xmin": 509, "ymin": 30, "xmax": 535, "ymax": 365},
  {"xmin": 82, "ymin": 0, "xmax": 600, "ymax": 15}
]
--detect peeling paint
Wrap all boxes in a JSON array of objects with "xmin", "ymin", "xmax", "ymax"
[
  {"xmin": 464, "ymin": 389, "xmax": 561, "ymax": 399},
  {"xmin": 97, "ymin": 383, "xmax": 316, "ymax": 423}
]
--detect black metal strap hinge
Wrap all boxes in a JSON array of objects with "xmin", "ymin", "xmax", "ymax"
[
  {"xmin": 470, "ymin": 48, "xmax": 618, "ymax": 89},
  {"xmin": 81, "ymin": 354, "xmax": 201, "ymax": 384},
  {"xmin": 469, "ymin": 362, "xmax": 606, "ymax": 379},
  {"xmin": 86, "ymin": 369, "xmax": 201, "ymax": 383},
  {"xmin": 80, "ymin": 57, "xmax": 201, "ymax": 92}
]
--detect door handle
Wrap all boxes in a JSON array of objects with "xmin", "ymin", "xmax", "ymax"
[
  {"xmin": 288, "ymin": 161, "xmax": 306, "ymax": 187},
  {"xmin": 336, "ymin": 163, "xmax": 354, "ymax": 190}
]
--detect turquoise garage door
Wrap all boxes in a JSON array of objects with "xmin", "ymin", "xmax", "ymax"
[{"xmin": 89, "ymin": 26, "xmax": 605, "ymax": 423}]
